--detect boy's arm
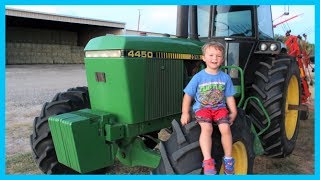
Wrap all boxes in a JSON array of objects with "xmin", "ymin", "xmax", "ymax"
[
  {"xmin": 226, "ymin": 96, "xmax": 237, "ymax": 125},
  {"xmin": 181, "ymin": 93, "xmax": 193, "ymax": 126}
]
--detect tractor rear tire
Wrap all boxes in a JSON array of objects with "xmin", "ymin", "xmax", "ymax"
[
  {"xmin": 248, "ymin": 55, "xmax": 301, "ymax": 157},
  {"xmin": 152, "ymin": 108, "xmax": 255, "ymax": 174},
  {"xmin": 30, "ymin": 87, "xmax": 105, "ymax": 174}
]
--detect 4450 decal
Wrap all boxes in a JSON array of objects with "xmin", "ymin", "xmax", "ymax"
[{"xmin": 124, "ymin": 50, "xmax": 202, "ymax": 60}]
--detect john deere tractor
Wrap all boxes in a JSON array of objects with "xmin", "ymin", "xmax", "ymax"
[{"xmin": 30, "ymin": 5, "xmax": 304, "ymax": 174}]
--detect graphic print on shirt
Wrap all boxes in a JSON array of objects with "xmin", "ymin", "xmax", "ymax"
[{"xmin": 198, "ymin": 81, "xmax": 225, "ymax": 108}]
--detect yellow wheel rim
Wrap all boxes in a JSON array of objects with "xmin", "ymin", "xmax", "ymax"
[
  {"xmin": 285, "ymin": 75, "xmax": 299, "ymax": 140},
  {"xmin": 219, "ymin": 141, "xmax": 248, "ymax": 174}
]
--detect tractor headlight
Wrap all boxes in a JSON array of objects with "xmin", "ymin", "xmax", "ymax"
[
  {"xmin": 255, "ymin": 41, "xmax": 281, "ymax": 54},
  {"xmin": 260, "ymin": 43, "xmax": 268, "ymax": 51},
  {"xmin": 270, "ymin": 43, "xmax": 278, "ymax": 51},
  {"xmin": 85, "ymin": 50, "xmax": 121, "ymax": 58}
]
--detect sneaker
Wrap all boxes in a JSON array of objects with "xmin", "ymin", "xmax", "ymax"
[
  {"xmin": 223, "ymin": 157, "xmax": 235, "ymax": 175},
  {"xmin": 202, "ymin": 158, "xmax": 217, "ymax": 175}
]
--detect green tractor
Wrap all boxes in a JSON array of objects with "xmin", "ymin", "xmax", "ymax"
[{"xmin": 30, "ymin": 5, "xmax": 304, "ymax": 174}]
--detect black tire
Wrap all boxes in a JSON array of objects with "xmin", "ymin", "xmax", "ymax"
[
  {"xmin": 152, "ymin": 108, "xmax": 255, "ymax": 174},
  {"xmin": 140, "ymin": 131, "xmax": 160, "ymax": 149},
  {"xmin": 247, "ymin": 56, "xmax": 301, "ymax": 157},
  {"xmin": 30, "ymin": 87, "xmax": 103, "ymax": 174}
]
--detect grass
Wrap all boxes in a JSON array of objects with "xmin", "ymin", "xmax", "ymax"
[
  {"xmin": 105, "ymin": 161, "xmax": 152, "ymax": 175},
  {"xmin": 6, "ymin": 152, "xmax": 42, "ymax": 174},
  {"xmin": 5, "ymin": 151, "xmax": 151, "ymax": 175}
]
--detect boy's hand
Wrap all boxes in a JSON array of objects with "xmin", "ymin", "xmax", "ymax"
[
  {"xmin": 180, "ymin": 112, "xmax": 191, "ymax": 126},
  {"xmin": 181, "ymin": 94, "xmax": 193, "ymax": 126},
  {"xmin": 226, "ymin": 96, "xmax": 237, "ymax": 126},
  {"xmin": 229, "ymin": 113, "xmax": 237, "ymax": 125}
]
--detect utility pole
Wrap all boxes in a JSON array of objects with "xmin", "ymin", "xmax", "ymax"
[
  {"xmin": 137, "ymin": 9, "xmax": 142, "ymax": 31},
  {"xmin": 284, "ymin": 5, "xmax": 289, "ymax": 15}
]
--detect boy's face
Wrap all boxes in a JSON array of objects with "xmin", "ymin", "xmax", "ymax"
[{"xmin": 202, "ymin": 46, "xmax": 224, "ymax": 70}]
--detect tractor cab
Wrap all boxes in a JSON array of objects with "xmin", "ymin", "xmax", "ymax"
[{"xmin": 178, "ymin": 5, "xmax": 280, "ymax": 85}]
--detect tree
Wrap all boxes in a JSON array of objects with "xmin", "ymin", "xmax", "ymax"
[{"xmin": 274, "ymin": 33, "xmax": 314, "ymax": 57}]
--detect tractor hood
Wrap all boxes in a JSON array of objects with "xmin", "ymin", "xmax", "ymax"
[
  {"xmin": 84, "ymin": 35, "xmax": 203, "ymax": 55},
  {"xmin": 84, "ymin": 35, "xmax": 203, "ymax": 125}
]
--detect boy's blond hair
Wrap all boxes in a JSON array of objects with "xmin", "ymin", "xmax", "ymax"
[{"xmin": 201, "ymin": 41, "xmax": 225, "ymax": 57}]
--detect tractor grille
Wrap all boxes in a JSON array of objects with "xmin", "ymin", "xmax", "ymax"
[{"xmin": 145, "ymin": 59, "xmax": 184, "ymax": 121}]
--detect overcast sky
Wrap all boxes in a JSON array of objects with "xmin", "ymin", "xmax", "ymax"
[{"xmin": 6, "ymin": 5, "xmax": 315, "ymax": 43}]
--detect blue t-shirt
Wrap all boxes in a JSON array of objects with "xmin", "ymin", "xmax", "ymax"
[{"xmin": 184, "ymin": 69, "xmax": 235, "ymax": 112}]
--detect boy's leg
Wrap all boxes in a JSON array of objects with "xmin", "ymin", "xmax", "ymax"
[
  {"xmin": 218, "ymin": 124, "xmax": 235, "ymax": 175},
  {"xmin": 198, "ymin": 122, "xmax": 213, "ymax": 160},
  {"xmin": 196, "ymin": 108, "xmax": 217, "ymax": 175},
  {"xmin": 214, "ymin": 108, "xmax": 233, "ymax": 157},
  {"xmin": 198, "ymin": 122, "xmax": 216, "ymax": 175},
  {"xmin": 218, "ymin": 124, "xmax": 232, "ymax": 157}
]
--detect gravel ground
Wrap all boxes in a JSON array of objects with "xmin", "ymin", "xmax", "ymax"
[{"xmin": 6, "ymin": 64, "xmax": 87, "ymax": 156}]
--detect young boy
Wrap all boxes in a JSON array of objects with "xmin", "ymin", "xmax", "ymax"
[{"xmin": 180, "ymin": 41, "xmax": 237, "ymax": 175}]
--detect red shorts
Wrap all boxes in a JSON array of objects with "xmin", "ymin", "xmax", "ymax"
[{"xmin": 195, "ymin": 108, "xmax": 230, "ymax": 125}]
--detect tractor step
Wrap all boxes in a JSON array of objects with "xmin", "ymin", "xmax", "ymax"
[{"xmin": 288, "ymin": 104, "xmax": 308, "ymax": 111}]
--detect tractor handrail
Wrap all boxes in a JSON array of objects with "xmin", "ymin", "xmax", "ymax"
[
  {"xmin": 220, "ymin": 66, "xmax": 245, "ymax": 107},
  {"xmin": 243, "ymin": 96, "xmax": 271, "ymax": 136}
]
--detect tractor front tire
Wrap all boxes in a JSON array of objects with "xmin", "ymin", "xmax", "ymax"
[
  {"xmin": 30, "ymin": 87, "xmax": 98, "ymax": 174},
  {"xmin": 248, "ymin": 55, "xmax": 301, "ymax": 157},
  {"xmin": 153, "ymin": 108, "xmax": 255, "ymax": 174}
]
